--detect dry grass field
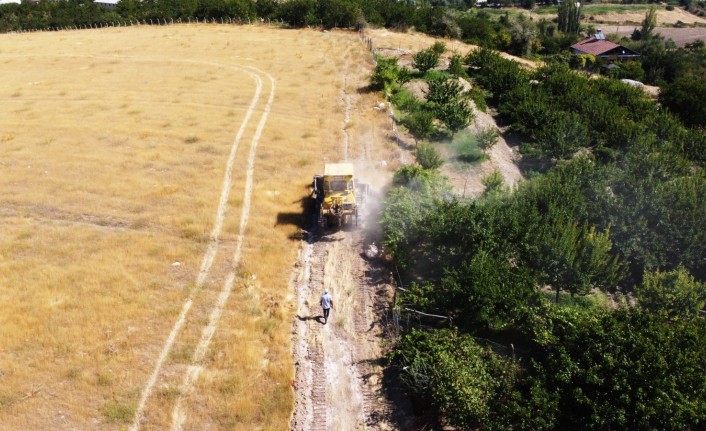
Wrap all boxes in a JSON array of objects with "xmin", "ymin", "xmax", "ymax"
[{"xmin": 0, "ymin": 24, "xmax": 391, "ymax": 430}]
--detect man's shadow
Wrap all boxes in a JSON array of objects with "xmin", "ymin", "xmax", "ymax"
[{"xmin": 296, "ymin": 314, "xmax": 326, "ymax": 325}]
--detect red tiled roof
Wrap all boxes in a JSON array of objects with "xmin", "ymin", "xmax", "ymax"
[{"xmin": 571, "ymin": 38, "xmax": 621, "ymax": 56}]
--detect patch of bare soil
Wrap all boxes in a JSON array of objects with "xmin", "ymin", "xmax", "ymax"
[
  {"xmin": 440, "ymin": 106, "xmax": 523, "ymax": 198},
  {"xmin": 291, "ymin": 222, "xmax": 411, "ymax": 431},
  {"xmin": 368, "ymin": 28, "xmax": 539, "ymax": 69},
  {"xmin": 592, "ymin": 8, "xmax": 706, "ymax": 26},
  {"xmin": 601, "ymin": 25, "xmax": 706, "ymax": 47}
]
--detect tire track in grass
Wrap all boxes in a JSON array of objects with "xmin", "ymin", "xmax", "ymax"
[
  {"xmin": 129, "ymin": 62, "xmax": 265, "ymax": 431},
  {"xmin": 0, "ymin": 51, "xmax": 273, "ymax": 430},
  {"xmin": 170, "ymin": 67, "xmax": 276, "ymax": 431}
]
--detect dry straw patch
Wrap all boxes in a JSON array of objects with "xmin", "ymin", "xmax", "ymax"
[{"xmin": 0, "ymin": 25, "xmax": 386, "ymax": 430}]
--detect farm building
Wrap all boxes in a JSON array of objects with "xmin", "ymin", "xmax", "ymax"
[{"xmin": 571, "ymin": 29, "xmax": 640, "ymax": 61}]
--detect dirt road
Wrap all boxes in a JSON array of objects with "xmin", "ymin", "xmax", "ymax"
[
  {"xmin": 289, "ymin": 28, "xmax": 415, "ymax": 429},
  {"xmin": 291, "ymin": 225, "xmax": 382, "ymax": 430}
]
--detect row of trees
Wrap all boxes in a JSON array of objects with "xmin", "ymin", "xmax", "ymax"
[
  {"xmin": 382, "ymin": 48, "xmax": 706, "ymax": 429},
  {"xmin": 0, "ymin": 0, "xmax": 445, "ymax": 33},
  {"xmin": 0, "ymin": 0, "xmax": 603, "ymax": 59},
  {"xmin": 384, "ymin": 163, "xmax": 706, "ymax": 429},
  {"xmin": 374, "ymin": 43, "xmax": 477, "ymax": 140}
]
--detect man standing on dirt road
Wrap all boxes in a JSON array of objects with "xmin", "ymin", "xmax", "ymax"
[{"xmin": 321, "ymin": 289, "xmax": 333, "ymax": 324}]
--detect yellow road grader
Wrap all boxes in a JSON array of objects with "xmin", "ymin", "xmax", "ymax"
[{"xmin": 312, "ymin": 163, "xmax": 367, "ymax": 228}]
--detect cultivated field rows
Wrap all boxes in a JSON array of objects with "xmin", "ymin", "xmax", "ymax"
[{"xmin": 0, "ymin": 24, "xmax": 393, "ymax": 430}]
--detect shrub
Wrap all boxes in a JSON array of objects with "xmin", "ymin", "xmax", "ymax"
[
  {"xmin": 534, "ymin": 111, "xmax": 589, "ymax": 160},
  {"xmin": 371, "ymin": 55, "xmax": 411, "ymax": 92},
  {"xmin": 476, "ymin": 127, "xmax": 500, "ymax": 154},
  {"xmin": 431, "ymin": 41, "xmax": 447, "ymax": 55},
  {"xmin": 437, "ymin": 99, "xmax": 474, "ymax": 136},
  {"xmin": 403, "ymin": 110, "xmax": 436, "ymax": 141},
  {"xmin": 416, "ymin": 143, "xmax": 444, "ymax": 170},
  {"xmin": 426, "ymin": 75, "xmax": 466, "ymax": 105},
  {"xmin": 413, "ymin": 48, "xmax": 440, "ymax": 73},
  {"xmin": 448, "ymin": 53, "xmax": 468, "ymax": 78},
  {"xmin": 390, "ymin": 88, "xmax": 423, "ymax": 112},
  {"xmin": 468, "ymin": 85, "xmax": 488, "ymax": 112},
  {"xmin": 482, "ymin": 170, "xmax": 505, "ymax": 196}
]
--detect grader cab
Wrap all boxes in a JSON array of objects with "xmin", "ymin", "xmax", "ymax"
[{"xmin": 312, "ymin": 163, "xmax": 367, "ymax": 228}]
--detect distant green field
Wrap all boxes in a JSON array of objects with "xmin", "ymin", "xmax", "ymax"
[
  {"xmin": 534, "ymin": 4, "xmax": 653, "ymax": 15},
  {"xmin": 475, "ymin": 8, "xmax": 526, "ymax": 19}
]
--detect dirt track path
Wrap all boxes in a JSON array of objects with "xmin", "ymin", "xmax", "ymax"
[
  {"xmin": 291, "ymin": 34, "xmax": 403, "ymax": 430},
  {"xmin": 292, "ymin": 222, "xmax": 397, "ymax": 430}
]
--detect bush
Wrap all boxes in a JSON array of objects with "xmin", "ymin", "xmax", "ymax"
[
  {"xmin": 476, "ymin": 127, "xmax": 500, "ymax": 154},
  {"xmin": 416, "ymin": 143, "xmax": 444, "ymax": 170},
  {"xmin": 437, "ymin": 99, "xmax": 474, "ymax": 136},
  {"xmin": 534, "ymin": 111, "xmax": 589, "ymax": 160},
  {"xmin": 431, "ymin": 41, "xmax": 447, "ymax": 55},
  {"xmin": 403, "ymin": 110, "xmax": 436, "ymax": 141},
  {"xmin": 426, "ymin": 75, "xmax": 466, "ymax": 105},
  {"xmin": 482, "ymin": 170, "xmax": 505, "ymax": 196},
  {"xmin": 448, "ymin": 53, "xmax": 468, "ymax": 78},
  {"xmin": 371, "ymin": 55, "xmax": 411, "ymax": 93},
  {"xmin": 390, "ymin": 88, "xmax": 423, "ymax": 112},
  {"xmin": 413, "ymin": 48, "xmax": 441, "ymax": 73},
  {"xmin": 468, "ymin": 84, "xmax": 488, "ymax": 112}
]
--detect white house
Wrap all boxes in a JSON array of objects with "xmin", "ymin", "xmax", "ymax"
[{"xmin": 94, "ymin": 0, "xmax": 120, "ymax": 8}]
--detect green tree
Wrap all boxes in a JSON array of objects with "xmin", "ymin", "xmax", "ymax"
[
  {"xmin": 115, "ymin": 0, "xmax": 143, "ymax": 21},
  {"xmin": 415, "ymin": 143, "xmax": 444, "ymax": 170},
  {"xmin": 531, "ymin": 217, "xmax": 622, "ymax": 303},
  {"xmin": 425, "ymin": 75, "xmax": 465, "ymax": 105},
  {"xmin": 437, "ymin": 98, "xmax": 473, "ymax": 136},
  {"xmin": 557, "ymin": 0, "xmax": 581, "ymax": 35},
  {"xmin": 394, "ymin": 329, "xmax": 521, "ymax": 430},
  {"xmin": 537, "ymin": 308, "xmax": 706, "ymax": 430},
  {"xmin": 274, "ymin": 0, "xmax": 316, "ymax": 27},
  {"xmin": 640, "ymin": 6, "xmax": 657, "ymax": 41},
  {"xmin": 403, "ymin": 109, "xmax": 435, "ymax": 142},
  {"xmin": 636, "ymin": 267, "xmax": 706, "ymax": 321},
  {"xmin": 371, "ymin": 55, "xmax": 411, "ymax": 93},
  {"xmin": 659, "ymin": 75, "xmax": 706, "ymax": 127},
  {"xmin": 509, "ymin": 14, "xmax": 538, "ymax": 57},
  {"xmin": 381, "ymin": 166, "xmax": 450, "ymax": 267},
  {"xmin": 481, "ymin": 170, "xmax": 505, "ymax": 196},
  {"xmin": 447, "ymin": 53, "xmax": 468, "ymax": 78},
  {"xmin": 413, "ymin": 47, "xmax": 440, "ymax": 73},
  {"xmin": 431, "ymin": 41, "xmax": 446, "ymax": 55},
  {"xmin": 316, "ymin": 0, "xmax": 361, "ymax": 29},
  {"xmin": 475, "ymin": 127, "xmax": 499, "ymax": 154},
  {"xmin": 534, "ymin": 111, "xmax": 589, "ymax": 160}
]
